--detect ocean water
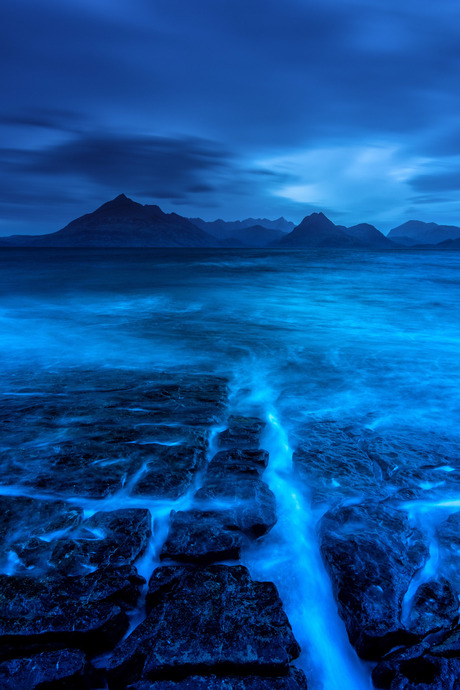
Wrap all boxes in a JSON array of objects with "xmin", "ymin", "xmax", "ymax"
[
  {"xmin": 2, "ymin": 247, "xmax": 459, "ymax": 433},
  {"xmin": 1, "ymin": 247, "xmax": 460, "ymax": 688}
]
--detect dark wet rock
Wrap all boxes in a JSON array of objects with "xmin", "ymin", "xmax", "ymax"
[
  {"xmin": 0, "ymin": 496, "xmax": 82, "ymax": 540},
  {"xmin": 84, "ymin": 508, "xmax": 151, "ymax": 565},
  {"xmin": 0, "ymin": 648, "xmax": 89, "ymax": 689},
  {"xmin": 407, "ymin": 577, "xmax": 459, "ymax": 637},
  {"xmin": 123, "ymin": 376, "xmax": 229, "ymax": 427},
  {"xmin": 53, "ymin": 564, "xmax": 145, "ymax": 610},
  {"xmin": 132, "ymin": 444, "xmax": 206, "ymax": 499},
  {"xmin": 363, "ymin": 430, "xmax": 460, "ymax": 500},
  {"xmin": 164, "ymin": 447, "xmax": 275, "ymax": 562},
  {"xmin": 437, "ymin": 512, "xmax": 460, "ymax": 551},
  {"xmin": 21, "ymin": 440, "xmax": 145, "ymax": 498},
  {"xmin": 293, "ymin": 422, "xmax": 381, "ymax": 505},
  {"xmin": 127, "ymin": 667, "xmax": 309, "ymax": 689},
  {"xmin": 437, "ymin": 512, "xmax": 460, "ymax": 590},
  {"xmin": 16, "ymin": 441, "xmax": 206, "ymax": 501},
  {"xmin": 292, "ymin": 422, "xmax": 460, "ymax": 505},
  {"xmin": 389, "ymin": 487, "xmax": 421, "ymax": 502},
  {"xmin": 372, "ymin": 642, "xmax": 460, "ymax": 689},
  {"xmin": 124, "ymin": 424, "xmax": 208, "ymax": 449},
  {"xmin": 13, "ymin": 536, "xmax": 54, "ymax": 570},
  {"xmin": 48, "ymin": 538, "xmax": 90, "ymax": 575},
  {"xmin": 160, "ymin": 509, "xmax": 249, "ymax": 564},
  {"xmin": 0, "ymin": 371, "xmax": 228, "ymax": 493},
  {"xmin": 18, "ymin": 509, "xmax": 152, "ymax": 576},
  {"xmin": 218, "ymin": 416, "xmax": 266, "ymax": 449},
  {"xmin": 108, "ymin": 565, "xmax": 300, "ymax": 687},
  {"xmin": 195, "ymin": 477, "xmax": 276, "ymax": 538},
  {"xmin": 206, "ymin": 449, "xmax": 269, "ymax": 480},
  {"xmin": 50, "ymin": 509, "xmax": 152, "ymax": 574},
  {"xmin": 320, "ymin": 501, "xmax": 428, "ymax": 659},
  {"xmin": 430, "ymin": 624, "xmax": 460, "ymax": 657},
  {"xmin": 0, "ymin": 565, "xmax": 143, "ymax": 658},
  {"xmin": 2, "ymin": 438, "xmax": 146, "ymax": 499},
  {"xmin": 0, "ymin": 495, "xmax": 83, "ymax": 571}
]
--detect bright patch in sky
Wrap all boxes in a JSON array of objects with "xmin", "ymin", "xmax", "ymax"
[
  {"xmin": 264, "ymin": 143, "xmax": 425, "ymax": 226},
  {"xmin": 1, "ymin": 0, "xmax": 460, "ymax": 232}
]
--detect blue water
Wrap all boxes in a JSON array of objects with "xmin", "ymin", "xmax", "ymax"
[
  {"xmin": 1, "ymin": 247, "xmax": 460, "ymax": 689},
  {"xmin": 2, "ymin": 248, "xmax": 459, "ymax": 433}
]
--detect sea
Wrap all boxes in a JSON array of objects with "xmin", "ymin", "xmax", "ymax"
[{"xmin": 1, "ymin": 246, "xmax": 460, "ymax": 689}]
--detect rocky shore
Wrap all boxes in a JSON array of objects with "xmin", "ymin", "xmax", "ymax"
[
  {"xmin": 0, "ymin": 370, "xmax": 306, "ymax": 689},
  {"xmin": 1, "ymin": 369, "xmax": 460, "ymax": 689},
  {"xmin": 294, "ymin": 422, "xmax": 460, "ymax": 688}
]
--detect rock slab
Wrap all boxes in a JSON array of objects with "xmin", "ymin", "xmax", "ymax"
[{"xmin": 108, "ymin": 565, "xmax": 300, "ymax": 687}]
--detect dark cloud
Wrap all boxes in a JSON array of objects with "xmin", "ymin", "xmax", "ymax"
[
  {"xmin": 1, "ymin": 0, "xmax": 460, "ymax": 230},
  {"xmin": 19, "ymin": 133, "xmax": 231, "ymax": 200},
  {"xmin": 409, "ymin": 195, "xmax": 452, "ymax": 205},
  {"xmin": 409, "ymin": 169, "xmax": 460, "ymax": 193},
  {"xmin": 408, "ymin": 129, "xmax": 460, "ymax": 159},
  {"xmin": 0, "ymin": 108, "xmax": 87, "ymax": 132},
  {"xmin": 0, "ymin": 130, "xmax": 299, "ymax": 233}
]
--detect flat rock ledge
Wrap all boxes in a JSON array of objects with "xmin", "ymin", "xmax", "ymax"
[
  {"xmin": 127, "ymin": 669, "xmax": 308, "ymax": 689},
  {"xmin": 0, "ymin": 369, "xmax": 307, "ymax": 690},
  {"xmin": 293, "ymin": 421, "xmax": 460, "ymax": 689},
  {"xmin": 108, "ymin": 565, "xmax": 301, "ymax": 688}
]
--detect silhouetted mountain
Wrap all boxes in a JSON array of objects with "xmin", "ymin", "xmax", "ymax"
[
  {"xmin": 273, "ymin": 214, "xmax": 400, "ymax": 249},
  {"xmin": 388, "ymin": 220, "xmax": 460, "ymax": 245},
  {"xmin": 344, "ymin": 223, "xmax": 395, "ymax": 248},
  {"xmin": 436, "ymin": 237, "xmax": 460, "ymax": 249},
  {"xmin": 226, "ymin": 225, "xmax": 285, "ymax": 247},
  {"xmin": 190, "ymin": 216, "xmax": 294, "ymax": 239},
  {"xmin": 3, "ymin": 197, "xmax": 460, "ymax": 250},
  {"xmin": 2, "ymin": 195, "xmax": 219, "ymax": 247},
  {"xmin": 274, "ymin": 212, "xmax": 362, "ymax": 248}
]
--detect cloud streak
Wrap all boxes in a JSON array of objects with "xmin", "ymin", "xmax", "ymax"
[{"xmin": 1, "ymin": 0, "xmax": 460, "ymax": 231}]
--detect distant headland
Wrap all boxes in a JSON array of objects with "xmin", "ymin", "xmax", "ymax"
[{"xmin": 1, "ymin": 194, "xmax": 459, "ymax": 249}]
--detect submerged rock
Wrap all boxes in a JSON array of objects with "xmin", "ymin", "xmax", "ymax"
[
  {"xmin": 437, "ymin": 512, "xmax": 460, "ymax": 591},
  {"xmin": 50, "ymin": 508, "xmax": 152, "ymax": 574},
  {"xmin": 0, "ymin": 649, "xmax": 89, "ymax": 689},
  {"xmin": 293, "ymin": 422, "xmax": 380, "ymax": 505},
  {"xmin": 206, "ymin": 448, "xmax": 269, "ymax": 479},
  {"xmin": 8, "ymin": 508, "xmax": 152, "ymax": 576},
  {"xmin": 0, "ymin": 565, "xmax": 143, "ymax": 659},
  {"xmin": 195, "ymin": 477, "xmax": 276, "ymax": 538},
  {"xmin": 363, "ymin": 430, "xmax": 460, "ymax": 500},
  {"xmin": 320, "ymin": 501, "xmax": 428, "ymax": 659},
  {"xmin": 108, "ymin": 565, "xmax": 300, "ymax": 687},
  {"xmin": 218, "ymin": 416, "xmax": 266, "ymax": 449},
  {"xmin": 131, "ymin": 444, "xmax": 206, "ymax": 499},
  {"xmin": 372, "ymin": 641, "xmax": 460, "ymax": 689},
  {"xmin": 406, "ymin": 577, "xmax": 459, "ymax": 637},
  {"xmin": 161, "ymin": 447, "xmax": 275, "ymax": 563},
  {"xmin": 0, "ymin": 372, "xmax": 228, "ymax": 496},
  {"xmin": 126, "ymin": 376, "xmax": 229, "ymax": 427},
  {"xmin": 430, "ymin": 625, "xmax": 460, "ymax": 656},
  {"xmin": 127, "ymin": 668, "xmax": 309, "ymax": 689},
  {"xmin": 0, "ymin": 495, "xmax": 83, "ymax": 571},
  {"xmin": 160, "ymin": 509, "xmax": 249, "ymax": 564},
  {"xmin": 15, "ymin": 440, "xmax": 143, "ymax": 499}
]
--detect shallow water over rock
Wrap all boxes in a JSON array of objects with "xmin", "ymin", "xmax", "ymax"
[{"xmin": 1, "ymin": 247, "xmax": 460, "ymax": 688}]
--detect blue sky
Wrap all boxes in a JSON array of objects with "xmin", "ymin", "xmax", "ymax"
[{"xmin": 1, "ymin": 0, "xmax": 460, "ymax": 234}]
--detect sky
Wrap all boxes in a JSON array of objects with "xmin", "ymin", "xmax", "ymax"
[{"xmin": 1, "ymin": 0, "xmax": 460, "ymax": 235}]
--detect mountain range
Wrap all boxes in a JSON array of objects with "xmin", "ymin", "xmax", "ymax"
[
  {"xmin": 387, "ymin": 220, "xmax": 460, "ymax": 246},
  {"xmin": 275, "ymin": 213, "xmax": 395, "ymax": 248},
  {"xmin": 0, "ymin": 195, "xmax": 219, "ymax": 248},
  {"xmin": 1, "ymin": 194, "xmax": 459, "ymax": 249},
  {"xmin": 190, "ymin": 216, "xmax": 294, "ymax": 245}
]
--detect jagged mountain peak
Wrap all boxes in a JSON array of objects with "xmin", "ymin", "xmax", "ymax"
[{"xmin": 296, "ymin": 211, "xmax": 335, "ymax": 228}]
